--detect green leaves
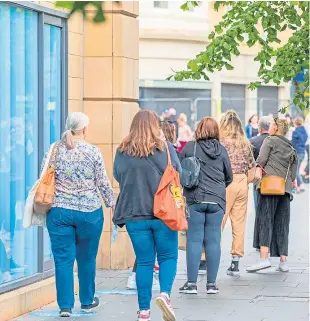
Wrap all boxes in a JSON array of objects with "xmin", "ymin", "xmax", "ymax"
[
  {"xmin": 181, "ymin": 1, "xmax": 199, "ymax": 11},
  {"xmin": 172, "ymin": 1, "xmax": 310, "ymax": 110}
]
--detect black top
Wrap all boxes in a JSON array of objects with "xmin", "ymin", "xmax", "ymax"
[
  {"xmin": 113, "ymin": 142, "xmax": 182, "ymax": 227},
  {"xmin": 252, "ymin": 127, "xmax": 259, "ymax": 138},
  {"xmin": 250, "ymin": 133, "xmax": 269, "ymax": 160},
  {"xmin": 179, "ymin": 139, "xmax": 233, "ymax": 211}
]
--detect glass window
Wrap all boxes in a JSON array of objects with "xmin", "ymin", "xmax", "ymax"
[
  {"xmin": 154, "ymin": 1, "xmax": 168, "ymax": 9},
  {"xmin": 0, "ymin": 3, "xmax": 39, "ymax": 285},
  {"xmin": 43, "ymin": 24, "xmax": 62, "ymax": 264}
]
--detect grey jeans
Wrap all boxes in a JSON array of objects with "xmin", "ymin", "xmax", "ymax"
[{"xmin": 186, "ymin": 203, "xmax": 224, "ymax": 283}]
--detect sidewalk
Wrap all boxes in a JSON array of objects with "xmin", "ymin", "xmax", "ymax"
[{"xmin": 15, "ymin": 187, "xmax": 309, "ymax": 321}]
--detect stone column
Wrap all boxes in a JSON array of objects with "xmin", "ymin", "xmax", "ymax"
[{"xmin": 83, "ymin": 2, "xmax": 139, "ymax": 269}]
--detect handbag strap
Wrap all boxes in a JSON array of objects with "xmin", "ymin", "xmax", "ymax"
[
  {"xmin": 48, "ymin": 142, "xmax": 60, "ymax": 169},
  {"xmin": 164, "ymin": 141, "xmax": 172, "ymax": 166}
]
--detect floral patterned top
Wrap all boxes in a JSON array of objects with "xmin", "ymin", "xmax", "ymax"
[
  {"xmin": 41, "ymin": 140, "xmax": 114, "ymax": 212},
  {"xmin": 221, "ymin": 139, "xmax": 255, "ymax": 174}
]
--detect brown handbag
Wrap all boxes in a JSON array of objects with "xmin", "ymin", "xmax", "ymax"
[
  {"xmin": 34, "ymin": 143, "xmax": 59, "ymax": 214},
  {"xmin": 247, "ymin": 145, "xmax": 262, "ymax": 184},
  {"xmin": 260, "ymin": 162, "xmax": 291, "ymax": 196}
]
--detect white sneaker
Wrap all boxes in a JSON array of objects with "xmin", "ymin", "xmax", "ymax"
[
  {"xmin": 127, "ymin": 274, "xmax": 137, "ymax": 290},
  {"xmin": 152, "ymin": 276, "xmax": 160, "ymax": 291},
  {"xmin": 127, "ymin": 273, "xmax": 160, "ymax": 291},
  {"xmin": 276, "ymin": 263, "xmax": 289, "ymax": 272},
  {"xmin": 246, "ymin": 260, "xmax": 271, "ymax": 273}
]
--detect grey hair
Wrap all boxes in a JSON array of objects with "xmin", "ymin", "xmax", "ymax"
[
  {"xmin": 258, "ymin": 116, "xmax": 271, "ymax": 132},
  {"xmin": 62, "ymin": 112, "xmax": 89, "ymax": 149}
]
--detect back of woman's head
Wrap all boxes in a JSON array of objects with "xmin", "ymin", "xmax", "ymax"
[
  {"xmin": 161, "ymin": 121, "xmax": 176, "ymax": 144},
  {"xmin": 220, "ymin": 110, "xmax": 249, "ymax": 148},
  {"xmin": 120, "ymin": 110, "xmax": 164, "ymax": 157},
  {"xmin": 62, "ymin": 112, "xmax": 89, "ymax": 150},
  {"xmin": 195, "ymin": 117, "xmax": 219, "ymax": 141},
  {"xmin": 294, "ymin": 116, "xmax": 304, "ymax": 127}
]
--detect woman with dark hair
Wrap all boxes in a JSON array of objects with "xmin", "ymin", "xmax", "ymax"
[
  {"xmin": 245, "ymin": 114, "xmax": 259, "ymax": 139},
  {"xmin": 113, "ymin": 110, "xmax": 182, "ymax": 321},
  {"xmin": 179, "ymin": 117, "xmax": 233, "ymax": 295}
]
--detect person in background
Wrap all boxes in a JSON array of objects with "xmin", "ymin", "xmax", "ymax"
[
  {"xmin": 113, "ymin": 110, "xmax": 181, "ymax": 321},
  {"xmin": 45, "ymin": 112, "xmax": 114, "ymax": 317},
  {"xmin": 177, "ymin": 113, "xmax": 193, "ymax": 153},
  {"xmin": 166, "ymin": 108, "xmax": 179, "ymax": 140},
  {"xmin": 245, "ymin": 114, "xmax": 259, "ymax": 139},
  {"xmin": 160, "ymin": 109, "xmax": 169, "ymax": 122},
  {"xmin": 220, "ymin": 110, "xmax": 255, "ymax": 277},
  {"xmin": 285, "ymin": 113, "xmax": 295, "ymax": 141},
  {"xmin": 247, "ymin": 118, "xmax": 297, "ymax": 273},
  {"xmin": 250, "ymin": 116, "xmax": 271, "ymax": 213},
  {"xmin": 301, "ymin": 114, "xmax": 310, "ymax": 183},
  {"xmin": 179, "ymin": 117, "xmax": 232, "ymax": 295},
  {"xmin": 292, "ymin": 116, "xmax": 308, "ymax": 192},
  {"xmin": 161, "ymin": 121, "xmax": 178, "ymax": 150}
]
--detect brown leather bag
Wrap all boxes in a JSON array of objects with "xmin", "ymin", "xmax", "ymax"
[
  {"xmin": 260, "ymin": 162, "xmax": 291, "ymax": 196},
  {"xmin": 34, "ymin": 144, "xmax": 59, "ymax": 214}
]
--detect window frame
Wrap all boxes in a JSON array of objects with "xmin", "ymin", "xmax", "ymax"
[{"xmin": 0, "ymin": 1, "xmax": 68, "ymax": 294}]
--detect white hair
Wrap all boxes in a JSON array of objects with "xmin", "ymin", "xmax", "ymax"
[{"xmin": 62, "ymin": 112, "xmax": 89, "ymax": 149}]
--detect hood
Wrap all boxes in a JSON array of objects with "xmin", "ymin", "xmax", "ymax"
[{"xmin": 198, "ymin": 139, "xmax": 222, "ymax": 159}]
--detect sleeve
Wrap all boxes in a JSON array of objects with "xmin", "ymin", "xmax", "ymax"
[
  {"xmin": 223, "ymin": 148, "xmax": 233, "ymax": 187},
  {"xmin": 291, "ymin": 151, "xmax": 298, "ymax": 181},
  {"xmin": 292, "ymin": 130, "xmax": 298, "ymax": 148},
  {"xmin": 256, "ymin": 138, "xmax": 272, "ymax": 168},
  {"xmin": 168, "ymin": 142, "xmax": 182, "ymax": 176},
  {"xmin": 94, "ymin": 148, "xmax": 115, "ymax": 208},
  {"xmin": 113, "ymin": 149, "xmax": 120, "ymax": 183},
  {"xmin": 245, "ymin": 125, "xmax": 251, "ymax": 139}
]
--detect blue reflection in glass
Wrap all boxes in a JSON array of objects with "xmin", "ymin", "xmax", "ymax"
[{"xmin": 0, "ymin": 3, "xmax": 38, "ymax": 285}]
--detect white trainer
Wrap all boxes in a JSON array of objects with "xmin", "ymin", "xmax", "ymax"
[
  {"xmin": 246, "ymin": 260, "xmax": 271, "ymax": 273},
  {"xmin": 276, "ymin": 263, "xmax": 289, "ymax": 272}
]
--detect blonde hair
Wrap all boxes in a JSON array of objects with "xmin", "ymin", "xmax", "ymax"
[
  {"xmin": 120, "ymin": 110, "xmax": 164, "ymax": 157},
  {"xmin": 219, "ymin": 110, "xmax": 250, "ymax": 149},
  {"xmin": 273, "ymin": 117, "xmax": 290, "ymax": 136},
  {"xmin": 62, "ymin": 112, "xmax": 89, "ymax": 149},
  {"xmin": 179, "ymin": 113, "xmax": 188, "ymax": 123}
]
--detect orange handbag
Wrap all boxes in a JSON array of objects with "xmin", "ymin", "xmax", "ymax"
[
  {"xmin": 260, "ymin": 162, "xmax": 291, "ymax": 196},
  {"xmin": 34, "ymin": 143, "xmax": 59, "ymax": 214},
  {"xmin": 154, "ymin": 142, "xmax": 188, "ymax": 231}
]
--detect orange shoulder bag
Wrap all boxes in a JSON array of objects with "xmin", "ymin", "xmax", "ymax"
[
  {"xmin": 154, "ymin": 142, "xmax": 188, "ymax": 231},
  {"xmin": 34, "ymin": 143, "xmax": 59, "ymax": 214}
]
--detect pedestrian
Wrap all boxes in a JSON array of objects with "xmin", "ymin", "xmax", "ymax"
[
  {"xmin": 177, "ymin": 113, "xmax": 192, "ymax": 153},
  {"xmin": 166, "ymin": 108, "xmax": 179, "ymax": 140},
  {"xmin": 220, "ymin": 110, "xmax": 256, "ymax": 276},
  {"xmin": 113, "ymin": 110, "xmax": 181, "ymax": 321},
  {"xmin": 45, "ymin": 112, "xmax": 114, "ymax": 317},
  {"xmin": 247, "ymin": 117, "xmax": 298, "ymax": 273},
  {"xmin": 301, "ymin": 114, "xmax": 310, "ymax": 183},
  {"xmin": 178, "ymin": 117, "xmax": 233, "ymax": 295},
  {"xmin": 245, "ymin": 114, "xmax": 259, "ymax": 139},
  {"xmin": 250, "ymin": 116, "xmax": 271, "ymax": 212},
  {"xmin": 292, "ymin": 116, "xmax": 308, "ymax": 192}
]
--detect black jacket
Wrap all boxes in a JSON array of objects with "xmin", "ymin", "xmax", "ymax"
[
  {"xmin": 179, "ymin": 139, "xmax": 233, "ymax": 210},
  {"xmin": 250, "ymin": 133, "xmax": 269, "ymax": 160},
  {"xmin": 113, "ymin": 142, "xmax": 182, "ymax": 227}
]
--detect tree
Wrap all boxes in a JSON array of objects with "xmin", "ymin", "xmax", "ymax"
[
  {"xmin": 171, "ymin": 1, "xmax": 309, "ymax": 112},
  {"xmin": 57, "ymin": 1, "xmax": 309, "ymax": 111}
]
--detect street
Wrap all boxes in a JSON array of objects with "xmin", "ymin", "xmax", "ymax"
[{"xmin": 15, "ymin": 186, "xmax": 309, "ymax": 321}]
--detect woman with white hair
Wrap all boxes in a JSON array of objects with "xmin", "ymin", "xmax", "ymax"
[{"xmin": 43, "ymin": 112, "xmax": 114, "ymax": 317}]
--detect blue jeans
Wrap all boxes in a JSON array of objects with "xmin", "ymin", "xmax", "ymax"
[
  {"xmin": 47, "ymin": 207, "xmax": 103, "ymax": 309},
  {"xmin": 187, "ymin": 203, "xmax": 224, "ymax": 283},
  {"xmin": 297, "ymin": 153, "xmax": 305, "ymax": 187},
  {"xmin": 126, "ymin": 219, "xmax": 178, "ymax": 310}
]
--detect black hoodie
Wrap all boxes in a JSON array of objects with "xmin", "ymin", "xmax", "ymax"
[{"xmin": 179, "ymin": 139, "xmax": 233, "ymax": 210}]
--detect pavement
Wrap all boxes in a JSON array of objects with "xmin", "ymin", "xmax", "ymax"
[{"xmin": 15, "ymin": 186, "xmax": 309, "ymax": 321}]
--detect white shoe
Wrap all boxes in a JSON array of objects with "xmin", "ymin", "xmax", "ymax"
[
  {"xmin": 276, "ymin": 263, "xmax": 289, "ymax": 272},
  {"xmin": 246, "ymin": 260, "xmax": 271, "ymax": 273},
  {"xmin": 127, "ymin": 273, "xmax": 160, "ymax": 291},
  {"xmin": 127, "ymin": 274, "xmax": 137, "ymax": 290}
]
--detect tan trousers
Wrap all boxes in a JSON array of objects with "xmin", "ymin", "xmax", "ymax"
[{"xmin": 222, "ymin": 174, "xmax": 248, "ymax": 257}]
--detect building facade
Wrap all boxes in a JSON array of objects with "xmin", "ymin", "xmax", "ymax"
[
  {"xmin": 0, "ymin": 1, "xmax": 138, "ymax": 320},
  {"xmin": 139, "ymin": 1, "xmax": 291, "ymax": 125}
]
